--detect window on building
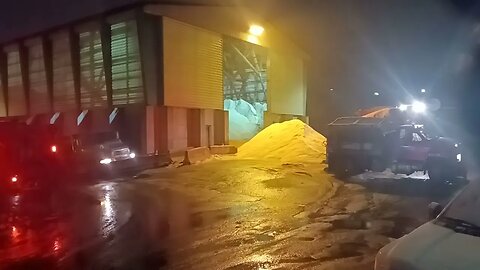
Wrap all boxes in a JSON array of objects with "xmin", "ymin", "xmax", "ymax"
[
  {"xmin": 52, "ymin": 32, "xmax": 76, "ymax": 112},
  {"xmin": 79, "ymin": 28, "xmax": 107, "ymax": 108},
  {"xmin": 27, "ymin": 39, "xmax": 49, "ymax": 114},
  {"xmin": 110, "ymin": 21, "xmax": 143, "ymax": 106},
  {"xmin": 223, "ymin": 37, "xmax": 268, "ymax": 140},
  {"xmin": 5, "ymin": 46, "xmax": 26, "ymax": 116}
]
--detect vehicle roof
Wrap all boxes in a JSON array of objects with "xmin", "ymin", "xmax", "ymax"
[{"xmin": 328, "ymin": 117, "xmax": 385, "ymax": 126}]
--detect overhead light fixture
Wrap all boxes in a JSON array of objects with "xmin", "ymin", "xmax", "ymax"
[{"xmin": 249, "ymin": 25, "xmax": 264, "ymax": 36}]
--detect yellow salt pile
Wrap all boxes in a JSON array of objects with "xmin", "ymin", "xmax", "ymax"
[{"xmin": 237, "ymin": 119, "xmax": 326, "ymax": 163}]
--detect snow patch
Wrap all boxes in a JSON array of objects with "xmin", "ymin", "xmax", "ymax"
[{"xmin": 225, "ymin": 99, "xmax": 267, "ymax": 140}]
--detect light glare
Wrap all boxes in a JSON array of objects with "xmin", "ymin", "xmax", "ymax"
[
  {"xmin": 100, "ymin": 158, "xmax": 112, "ymax": 165},
  {"xmin": 249, "ymin": 25, "xmax": 264, "ymax": 36},
  {"xmin": 412, "ymin": 101, "xmax": 427, "ymax": 113},
  {"xmin": 398, "ymin": 104, "xmax": 408, "ymax": 111}
]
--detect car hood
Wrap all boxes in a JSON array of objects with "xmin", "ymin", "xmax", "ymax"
[{"xmin": 387, "ymin": 222, "xmax": 480, "ymax": 270}]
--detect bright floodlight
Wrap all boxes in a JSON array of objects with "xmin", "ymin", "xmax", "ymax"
[
  {"xmin": 398, "ymin": 104, "xmax": 408, "ymax": 111},
  {"xmin": 249, "ymin": 25, "xmax": 264, "ymax": 36},
  {"xmin": 421, "ymin": 88, "xmax": 426, "ymax": 93},
  {"xmin": 412, "ymin": 101, "xmax": 427, "ymax": 113},
  {"xmin": 374, "ymin": 92, "xmax": 380, "ymax": 96}
]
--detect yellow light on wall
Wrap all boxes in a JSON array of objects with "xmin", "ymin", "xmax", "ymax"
[{"xmin": 249, "ymin": 25, "xmax": 264, "ymax": 36}]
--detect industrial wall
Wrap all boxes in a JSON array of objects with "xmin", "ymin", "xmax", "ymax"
[
  {"xmin": 268, "ymin": 50, "xmax": 306, "ymax": 116},
  {"xmin": 162, "ymin": 17, "xmax": 223, "ymax": 110}
]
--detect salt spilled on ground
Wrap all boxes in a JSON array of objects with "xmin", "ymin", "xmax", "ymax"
[{"xmin": 237, "ymin": 119, "xmax": 327, "ymax": 163}]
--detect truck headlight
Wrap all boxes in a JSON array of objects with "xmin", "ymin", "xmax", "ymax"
[
  {"xmin": 100, "ymin": 158, "xmax": 112, "ymax": 165},
  {"xmin": 457, "ymin": 154, "xmax": 462, "ymax": 162}
]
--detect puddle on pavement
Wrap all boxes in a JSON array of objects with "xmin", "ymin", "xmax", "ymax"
[
  {"xmin": 325, "ymin": 242, "xmax": 366, "ymax": 260},
  {"xmin": 190, "ymin": 208, "xmax": 231, "ymax": 228},
  {"xmin": 330, "ymin": 216, "xmax": 367, "ymax": 230},
  {"xmin": 262, "ymin": 178, "xmax": 294, "ymax": 189}
]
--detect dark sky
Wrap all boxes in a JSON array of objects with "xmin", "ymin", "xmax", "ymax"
[
  {"xmin": 254, "ymin": 0, "xmax": 479, "ymax": 131},
  {"xmin": 2, "ymin": 0, "xmax": 480, "ymax": 135}
]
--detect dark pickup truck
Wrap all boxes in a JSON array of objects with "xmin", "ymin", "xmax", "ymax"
[{"xmin": 327, "ymin": 117, "xmax": 466, "ymax": 182}]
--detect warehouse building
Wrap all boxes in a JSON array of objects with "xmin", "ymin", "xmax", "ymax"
[{"xmin": 0, "ymin": 1, "xmax": 308, "ymax": 155}]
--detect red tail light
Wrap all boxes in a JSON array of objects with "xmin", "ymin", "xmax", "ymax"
[
  {"xmin": 51, "ymin": 145, "xmax": 57, "ymax": 153},
  {"xmin": 11, "ymin": 176, "xmax": 18, "ymax": 183}
]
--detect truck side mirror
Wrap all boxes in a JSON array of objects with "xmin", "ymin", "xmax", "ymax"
[{"xmin": 428, "ymin": 202, "xmax": 443, "ymax": 219}]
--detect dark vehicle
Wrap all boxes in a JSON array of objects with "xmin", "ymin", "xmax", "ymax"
[
  {"xmin": 0, "ymin": 121, "xmax": 59, "ymax": 193},
  {"xmin": 327, "ymin": 116, "xmax": 466, "ymax": 181},
  {"xmin": 54, "ymin": 131, "xmax": 137, "ymax": 176}
]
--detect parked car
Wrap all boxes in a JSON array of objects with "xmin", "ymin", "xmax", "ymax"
[
  {"xmin": 375, "ymin": 181, "xmax": 480, "ymax": 270},
  {"xmin": 53, "ymin": 131, "xmax": 137, "ymax": 176}
]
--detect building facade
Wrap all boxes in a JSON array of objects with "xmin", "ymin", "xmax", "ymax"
[{"xmin": 0, "ymin": 2, "xmax": 308, "ymax": 155}]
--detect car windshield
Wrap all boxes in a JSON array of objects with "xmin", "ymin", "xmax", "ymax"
[{"xmin": 439, "ymin": 181, "xmax": 480, "ymax": 227}]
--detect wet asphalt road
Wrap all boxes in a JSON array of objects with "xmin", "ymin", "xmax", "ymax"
[{"xmin": 0, "ymin": 158, "xmax": 466, "ymax": 270}]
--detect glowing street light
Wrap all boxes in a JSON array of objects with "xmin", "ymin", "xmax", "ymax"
[
  {"xmin": 374, "ymin": 92, "xmax": 380, "ymax": 96},
  {"xmin": 421, "ymin": 88, "xmax": 426, "ymax": 93},
  {"xmin": 249, "ymin": 25, "xmax": 265, "ymax": 36}
]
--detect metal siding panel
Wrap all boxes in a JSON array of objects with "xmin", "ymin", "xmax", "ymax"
[
  {"xmin": 163, "ymin": 18, "xmax": 223, "ymax": 110},
  {"xmin": 28, "ymin": 40, "xmax": 50, "ymax": 114},
  {"xmin": 6, "ymin": 48, "xmax": 27, "ymax": 116},
  {"xmin": 0, "ymin": 53, "xmax": 7, "ymax": 117},
  {"xmin": 52, "ymin": 32, "xmax": 76, "ymax": 112},
  {"xmin": 269, "ymin": 51, "xmax": 306, "ymax": 116},
  {"xmin": 111, "ymin": 20, "xmax": 144, "ymax": 106},
  {"xmin": 79, "ymin": 29, "xmax": 108, "ymax": 109}
]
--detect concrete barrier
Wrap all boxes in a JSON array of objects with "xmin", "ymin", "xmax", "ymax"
[
  {"xmin": 209, "ymin": 145, "xmax": 237, "ymax": 155},
  {"xmin": 183, "ymin": 147, "xmax": 211, "ymax": 165}
]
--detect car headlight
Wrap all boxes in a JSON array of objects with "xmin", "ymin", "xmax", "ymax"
[
  {"xmin": 129, "ymin": 152, "xmax": 136, "ymax": 159},
  {"xmin": 456, "ymin": 153, "xmax": 462, "ymax": 162},
  {"xmin": 100, "ymin": 158, "xmax": 112, "ymax": 165}
]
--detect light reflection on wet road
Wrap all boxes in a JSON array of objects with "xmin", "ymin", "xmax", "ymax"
[
  {"xmin": 0, "ymin": 158, "xmax": 459, "ymax": 270},
  {"xmin": 0, "ymin": 180, "xmax": 163, "ymax": 269}
]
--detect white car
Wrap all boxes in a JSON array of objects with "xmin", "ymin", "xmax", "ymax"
[{"xmin": 375, "ymin": 181, "xmax": 480, "ymax": 270}]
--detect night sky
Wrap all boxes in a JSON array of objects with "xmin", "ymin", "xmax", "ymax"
[{"xmin": 2, "ymin": 0, "xmax": 480, "ymax": 138}]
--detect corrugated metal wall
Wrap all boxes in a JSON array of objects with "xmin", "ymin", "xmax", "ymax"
[
  {"xmin": 51, "ymin": 31, "xmax": 76, "ymax": 112},
  {"xmin": 111, "ymin": 20, "xmax": 144, "ymax": 105},
  {"xmin": 268, "ymin": 51, "xmax": 306, "ymax": 116},
  {"xmin": 162, "ymin": 17, "xmax": 223, "ymax": 110},
  {"xmin": 78, "ymin": 28, "xmax": 108, "ymax": 108},
  {"xmin": 26, "ymin": 38, "xmax": 50, "ymax": 114},
  {"xmin": 5, "ymin": 46, "xmax": 27, "ymax": 116},
  {"xmin": 0, "ymin": 57, "xmax": 7, "ymax": 117}
]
